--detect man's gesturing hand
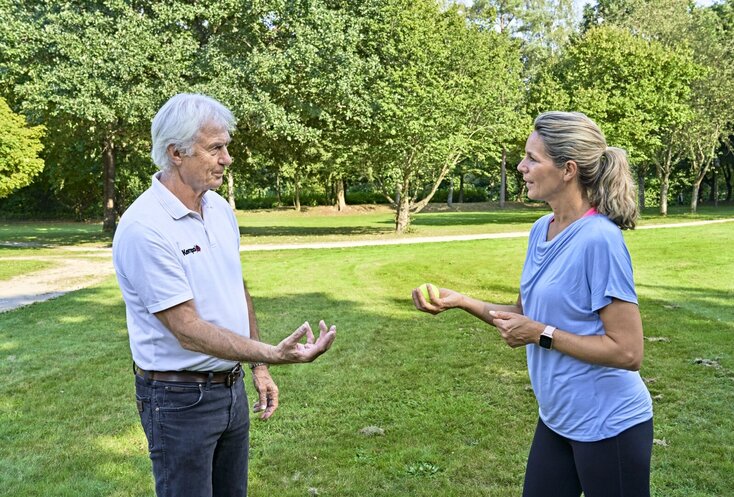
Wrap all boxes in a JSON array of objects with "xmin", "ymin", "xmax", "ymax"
[{"xmin": 275, "ymin": 320, "xmax": 336, "ymax": 363}]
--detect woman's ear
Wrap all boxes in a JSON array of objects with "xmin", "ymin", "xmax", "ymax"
[{"xmin": 563, "ymin": 160, "xmax": 578, "ymax": 182}]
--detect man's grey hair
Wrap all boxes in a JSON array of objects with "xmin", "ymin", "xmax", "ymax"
[{"xmin": 151, "ymin": 93, "xmax": 237, "ymax": 172}]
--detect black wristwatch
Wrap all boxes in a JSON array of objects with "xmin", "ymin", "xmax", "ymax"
[{"xmin": 539, "ymin": 325, "xmax": 556, "ymax": 350}]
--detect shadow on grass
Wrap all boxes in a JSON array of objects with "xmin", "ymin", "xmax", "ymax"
[
  {"xmin": 636, "ymin": 282, "xmax": 734, "ymax": 324},
  {"xmin": 0, "ymin": 280, "xmax": 531, "ymax": 496},
  {"xmin": 239, "ymin": 225, "xmax": 391, "ymax": 238},
  {"xmin": 639, "ymin": 204, "xmax": 734, "ymax": 220},
  {"xmin": 238, "ymin": 211, "xmax": 543, "ymax": 239},
  {"xmin": 411, "ymin": 211, "xmax": 543, "ymax": 227},
  {"xmin": 0, "ymin": 221, "xmax": 112, "ymax": 247}
]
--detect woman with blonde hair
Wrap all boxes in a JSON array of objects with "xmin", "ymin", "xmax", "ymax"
[{"xmin": 413, "ymin": 111, "xmax": 653, "ymax": 497}]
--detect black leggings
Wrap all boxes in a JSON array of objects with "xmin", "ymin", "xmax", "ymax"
[{"xmin": 522, "ymin": 417, "xmax": 653, "ymax": 497}]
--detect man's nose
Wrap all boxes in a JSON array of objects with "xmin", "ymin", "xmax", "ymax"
[{"xmin": 220, "ymin": 147, "xmax": 233, "ymax": 165}]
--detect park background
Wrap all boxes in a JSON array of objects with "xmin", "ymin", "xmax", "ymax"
[{"xmin": 1, "ymin": 0, "xmax": 733, "ymax": 496}]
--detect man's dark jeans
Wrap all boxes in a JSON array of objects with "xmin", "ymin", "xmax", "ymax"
[{"xmin": 135, "ymin": 372, "xmax": 250, "ymax": 497}]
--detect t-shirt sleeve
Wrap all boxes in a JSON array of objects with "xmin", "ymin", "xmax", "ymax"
[
  {"xmin": 115, "ymin": 221, "xmax": 194, "ymax": 314},
  {"xmin": 585, "ymin": 227, "xmax": 638, "ymax": 312}
]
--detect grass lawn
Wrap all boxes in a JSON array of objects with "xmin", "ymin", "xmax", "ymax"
[
  {"xmin": 0, "ymin": 221, "xmax": 113, "ymax": 247},
  {"xmin": 0, "ymin": 209, "xmax": 732, "ymax": 496},
  {"xmin": 1, "ymin": 203, "xmax": 732, "ymax": 248},
  {"xmin": 235, "ymin": 202, "xmax": 734, "ymax": 245},
  {"xmin": 0, "ymin": 259, "xmax": 56, "ymax": 281}
]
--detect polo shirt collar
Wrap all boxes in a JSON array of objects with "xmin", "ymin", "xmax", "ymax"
[{"xmin": 151, "ymin": 172, "xmax": 210, "ymax": 220}]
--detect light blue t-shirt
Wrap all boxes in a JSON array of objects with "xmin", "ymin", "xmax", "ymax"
[{"xmin": 520, "ymin": 213, "xmax": 653, "ymax": 442}]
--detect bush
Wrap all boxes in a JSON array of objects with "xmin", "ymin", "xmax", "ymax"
[
  {"xmin": 235, "ymin": 192, "xmax": 330, "ymax": 210},
  {"xmin": 345, "ymin": 191, "xmax": 390, "ymax": 205},
  {"xmin": 0, "ymin": 179, "xmax": 89, "ymax": 220},
  {"xmin": 430, "ymin": 186, "xmax": 488, "ymax": 203}
]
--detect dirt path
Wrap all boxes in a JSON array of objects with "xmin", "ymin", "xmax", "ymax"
[
  {"xmin": 0, "ymin": 254, "xmax": 115, "ymax": 313},
  {"xmin": 1, "ymin": 217, "xmax": 732, "ymax": 313}
]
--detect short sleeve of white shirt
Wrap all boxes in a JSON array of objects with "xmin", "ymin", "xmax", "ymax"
[{"xmin": 114, "ymin": 220, "xmax": 193, "ymax": 314}]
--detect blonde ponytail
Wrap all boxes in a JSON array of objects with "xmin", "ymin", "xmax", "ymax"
[
  {"xmin": 590, "ymin": 147, "xmax": 638, "ymax": 230},
  {"xmin": 533, "ymin": 111, "xmax": 639, "ymax": 229}
]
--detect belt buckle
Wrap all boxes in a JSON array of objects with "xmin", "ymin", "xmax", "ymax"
[{"xmin": 225, "ymin": 364, "xmax": 241, "ymax": 387}]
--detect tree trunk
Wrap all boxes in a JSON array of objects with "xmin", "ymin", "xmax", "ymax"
[
  {"xmin": 227, "ymin": 169, "xmax": 236, "ymax": 210},
  {"xmin": 659, "ymin": 173, "xmax": 669, "ymax": 216},
  {"xmin": 690, "ymin": 157, "xmax": 711, "ymax": 214},
  {"xmin": 712, "ymin": 160, "xmax": 719, "ymax": 206},
  {"xmin": 447, "ymin": 177, "xmax": 453, "ymax": 207},
  {"xmin": 690, "ymin": 167, "xmax": 705, "ymax": 213},
  {"xmin": 102, "ymin": 138, "xmax": 116, "ymax": 232},
  {"xmin": 276, "ymin": 173, "xmax": 282, "ymax": 203},
  {"xmin": 637, "ymin": 169, "xmax": 645, "ymax": 212},
  {"xmin": 723, "ymin": 163, "xmax": 732, "ymax": 202},
  {"xmin": 335, "ymin": 178, "xmax": 347, "ymax": 211},
  {"xmin": 395, "ymin": 190, "xmax": 411, "ymax": 233},
  {"xmin": 458, "ymin": 174, "xmax": 464, "ymax": 203},
  {"xmin": 690, "ymin": 183, "xmax": 700, "ymax": 213},
  {"xmin": 294, "ymin": 180, "xmax": 301, "ymax": 212},
  {"xmin": 500, "ymin": 146, "xmax": 507, "ymax": 208}
]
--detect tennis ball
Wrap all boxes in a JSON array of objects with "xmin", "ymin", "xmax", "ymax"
[{"xmin": 419, "ymin": 283, "xmax": 440, "ymax": 302}]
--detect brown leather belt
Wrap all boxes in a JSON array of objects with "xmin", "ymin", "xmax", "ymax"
[{"xmin": 134, "ymin": 363, "xmax": 242, "ymax": 387}]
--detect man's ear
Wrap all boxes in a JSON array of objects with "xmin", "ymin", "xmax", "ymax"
[
  {"xmin": 167, "ymin": 144, "xmax": 182, "ymax": 167},
  {"xmin": 563, "ymin": 160, "xmax": 578, "ymax": 182}
]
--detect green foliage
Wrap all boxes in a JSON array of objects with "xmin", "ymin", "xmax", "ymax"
[
  {"xmin": 587, "ymin": 0, "xmax": 734, "ymax": 212},
  {"xmin": 353, "ymin": 0, "xmax": 526, "ymax": 230},
  {"xmin": 554, "ymin": 26, "xmax": 697, "ymax": 168},
  {"xmin": 202, "ymin": 0, "xmax": 374, "ymax": 210},
  {"xmin": 0, "ymin": 0, "xmax": 207, "ymax": 227},
  {"xmin": 0, "ymin": 0, "xmax": 731, "ymax": 223},
  {"xmin": 428, "ymin": 185, "xmax": 489, "ymax": 204},
  {"xmin": 0, "ymin": 97, "xmax": 44, "ymax": 198}
]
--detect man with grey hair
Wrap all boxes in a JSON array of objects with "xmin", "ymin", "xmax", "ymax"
[{"xmin": 113, "ymin": 93, "xmax": 336, "ymax": 497}]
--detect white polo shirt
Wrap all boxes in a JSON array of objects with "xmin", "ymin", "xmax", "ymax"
[{"xmin": 113, "ymin": 172, "xmax": 249, "ymax": 372}]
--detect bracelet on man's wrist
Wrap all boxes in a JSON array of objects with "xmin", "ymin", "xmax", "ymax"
[{"xmin": 248, "ymin": 362, "xmax": 268, "ymax": 370}]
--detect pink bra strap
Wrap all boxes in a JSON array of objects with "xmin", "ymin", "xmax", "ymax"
[{"xmin": 549, "ymin": 207, "xmax": 597, "ymax": 224}]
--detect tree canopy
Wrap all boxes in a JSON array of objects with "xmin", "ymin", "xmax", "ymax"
[
  {"xmin": 0, "ymin": 0, "xmax": 732, "ymax": 228},
  {"xmin": 0, "ymin": 97, "xmax": 44, "ymax": 198}
]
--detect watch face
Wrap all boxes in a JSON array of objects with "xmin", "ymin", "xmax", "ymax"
[{"xmin": 539, "ymin": 334, "xmax": 552, "ymax": 349}]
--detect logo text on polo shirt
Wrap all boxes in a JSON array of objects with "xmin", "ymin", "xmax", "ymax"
[{"xmin": 181, "ymin": 244, "xmax": 202, "ymax": 256}]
